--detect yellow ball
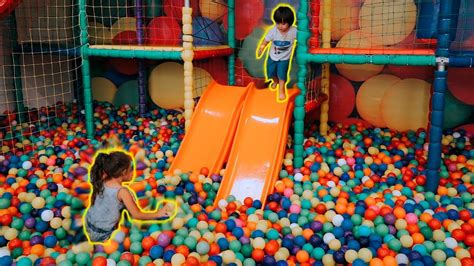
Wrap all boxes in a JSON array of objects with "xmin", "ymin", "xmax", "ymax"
[
  {"xmin": 199, "ymin": 0, "xmax": 226, "ymax": 22},
  {"xmin": 319, "ymin": 0, "xmax": 361, "ymax": 40},
  {"xmin": 171, "ymin": 253, "xmax": 186, "ymax": 266},
  {"xmin": 329, "ymin": 239, "xmax": 341, "ymax": 250},
  {"xmin": 400, "ymin": 235, "xmax": 413, "ymax": 248},
  {"xmin": 356, "ymin": 75, "xmax": 401, "ymax": 127},
  {"xmin": 433, "ymin": 229, "xmax": 446, "ymax": 242},
  {"xmin": 446, "ymin": 258, "xmax": 461, "ymax": 266},
  {"xmin": 432, "ymin": 249, "xmax": 446, "ymax": 262},
  {"xmin": 91, "ymin": 77, "xmax": 117, "ymax": 103},
  {"xmin": 322, "ymin": 254, "xmax": 336, "ymax": 265},
  {"xmin": 358, "ymin": 248, "xmax": 372, "ymax": 262},
  {"xmin": 345, "ymin": 249, "xmax": 358, "ymax": 263},
  {"xmin": 252, "ymin": 237, "xmax": 266, "ymax": 249},
  {"xmin": 32, "ymin": 197, "xmax": 46, "ymax": 209},
  {"xmin": 5, "ymin": 228, "xmax": 18, "ymax": 240},
  {"xmin": 50, "ymin": 217, "xmax": 63, "ymax": 229},
  {"xmin": 221, "ymin": 250, "xmax": 236, "ymax": 264}
]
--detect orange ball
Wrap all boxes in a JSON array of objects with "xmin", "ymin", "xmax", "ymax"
[
  {"xmin": 252, "ymin": 249, "xmax": 265, "ymax": 262},
  {"xmin": 30, "ymin": 244, "xmax": 45, "ymax": 256},
  {"xmin": 393, "ymin": 207, "xmax": 406, "ymax": 219},
  {"xmin": 142, "ymin": 236, "xmax": 155, "ymax": 251},
  {"xmin": 176, "ymin": 245, "xmax": 190, "ymax": 257},
  {"xmin": 369, "ymin": 258, "xmax": 384, "ymax": 266},
  {"xmin": 264, "ymin": 240, "xmax": 279, "ymax": 256},
  {"xmin": 383, "ymin": 256, "xmax": 397, "ymax": 266},
  {"xmin": 92, "ymin": 257, "xmax": 107, "ymax": 266},
  {"xmin": 296, "ymin": 250, "xmax": 309, "ymax": 263}
]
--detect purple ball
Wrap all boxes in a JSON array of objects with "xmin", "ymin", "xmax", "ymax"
[
  {"xmin": 53, "ymin": 209, "xmax": 62, "ymax": 217},
  {"xmin": 388, "ymin": 225, "xmax": 397, "ymax": 235},
  {"xmin": 25, "ymin": 217, "xmax": 36, "ymax": 229},
  {"xmin": 291, "ymin": 246, "xmax": 300, "ymax": 254},
  {"xmin": 136, "ymin": 161, "xmax": 147, "ymax": 170},
  {"xmin": 384, "ymin": 213, "xmax": 396, "ymax": 225},
  {"xmin": 239, "ymin": 236, "xmax": 250, "ymax": 245},
  {"xmin": 30, "ymin": 235, "xmax": 44, "ymax": 245},
  {"xmin": 263, "ymin": 256, "xmax": 276, "ymax": 264},
  {"xmin": 157, "ymin": 233, "xmax": 171, "ymax": 247},
  {"xmin": 210, "ymin": 174, "xmax": 221, "ymax": 182},
  {"xmin": 75, "ymin": 167, "xmax": 88, "ymax": 176},
  {"xmin": 95, "ymin": 245, "xmax": 105, "ymax": 253},
  {"xmin": 197, "ymin": 197, "xmax": 205, "ymax": 205},
  {"xmin": 311, "ymin": 221, "xmax": 323, "ymax": 232}
]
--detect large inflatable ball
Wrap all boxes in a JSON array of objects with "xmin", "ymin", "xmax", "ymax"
[
  {"xmin": 222, "ymin": 0, "xmax": 264, "ymax": 40},
  {"xmin": 356, "ymin": 74, "xmax": 401, "ymax": 128},
  {"xmin": 381, "ymin": 78, "xmax": 431, "ymax": 132},
  {"xmin": 147, "ymin": 16, "xmax": 182, "ymax": 46},
  {"xmin": 359, "ymin": 0, "xmax": 417, "ymax": 46},
  {"xmin": 192, "ymin": 16, "xmax": 226, "ymax": 46},
  {"xmin": 335, "ymin": 30, "xmax": 384, "ymax": 81},
  {"xmin": 319, "ymin": 0, "xmax": 362, "ymax": 41}
]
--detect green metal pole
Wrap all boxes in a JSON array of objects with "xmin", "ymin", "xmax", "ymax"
[
  {"xmin": 227, "ymin": 0, "xmax": 235, "ymax": 85},
  {"xmin": 293, "ymin": 0, "xmax": 310, "ymax": 168},
  {"xmin": 78, "ymin": 0, "xmax": 94, "ymax": 139}
]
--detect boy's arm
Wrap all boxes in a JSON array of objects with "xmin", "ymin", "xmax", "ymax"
[
  {"xmin": 118, "ymin": 188, "xmax": 163, "ymax": 220},
  {"xmin": 258, "ymin": 40, "xmax": 270, "ymax": 56}
]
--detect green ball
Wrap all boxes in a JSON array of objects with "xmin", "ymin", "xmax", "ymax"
[
  {"xmin": 138, "ymin": 256, "xmax": 152, "ymax": 266},
  {"xmin": 420, "ymin": 226, "xmax": 433, "ymax": 239},
  {"xmin": 184, "ymin": 236, "xmax": 198, "ymax": 250},
  {"xmin": 388, "ymin": 238, "xmax": 402, "ymax": 252},
  {"xmin": 18, "ymin": 231, "xmax": 31, "ymax": 241},
  {"xmin": 58, "ymin": 261, "xmax": 74, "ymax": 266},
  {"xmin": 130, "ymin": 242, "xmax": 143, "ymax": 254},
  {"xmin": 311, "ymin": 247, "xmax": 325, "ymax": 260},
  {"xmin": 375, "ymin": 224, "xmax": 389, "ymax": 237},
  {"xmin": 93, "ymin": 253, "xmax": 108, "ymax": 259},
  {"xmin": 55, "ymin": 228, "xmax": 68, "ymax": 240},
  {"xmin": 17, "ymin": 257, "xmax": 33, "ymax": 266},
  {"xmin": 266, "ymin": 229, "xmax": 280, "ymax": 240},
  {"xmin": 241, "ymin": 244, "xmax": 253, "ymax": 257},
  {"xmin": 117, "ymin": 261, "xmax": 132, "ymax": 266},
  {"xmin": 19, "ymin": 203, "xmax": 32, "ymax": 214},
  {"xmin": 196, "ymin": 241, "xmax": 210, "ymax": 255},
  {"xmin": 12, "ymin": 247, "xmax": 23, "ymax": 259},
  {"xmin": 172, "ymin": 235, "xmax": 185, "ymax": 246},
  {"xmin": 0, "ymin": 198, "xmax": 11, "ymax": 209},
  {"xmin": 66, "ymin": 250, "xmax": 76, "ymax": 263},
  {"xmin": 109, "ymin": 251, "xmax": 122, "ymax": 262},
  {"xmin": 130, "ymin": 233, "xmax": 143, "ymax": 243},
  {"xmin": 76, "ymin": 252, "xmax": 90, "ymax": 265},
  {"xmin": 229, "ymin": 240, "xmax": 242, "ymax": 252},
  {"xmin": 243, "ymin": 258, "xmax": 256, "ymax": 266}
]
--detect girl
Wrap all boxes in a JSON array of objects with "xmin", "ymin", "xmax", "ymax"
[{"xmin": 84, "ymin": 150, "xmax": 174, "ymax": 242}]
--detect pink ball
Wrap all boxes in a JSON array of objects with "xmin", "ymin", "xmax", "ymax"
[
  {"xmin": 405, "ymin": 213, "xmax": 418, "ymax": 224},
  {"xmin": 289, "ymin": 204, "xmax": 301, "ymax": 214},
  {"xmin": 283, "ymin": 188, "xmax": 293, "ymax": 198},
  {"xmin": 235, "ymin": 219, "xmax": 243, "ymax": 227},
  {"xmin": 346, "ymin": 157, "xmax": 356, "ymax": 166},
  {"xmin": 46, "ymin": 158, "xmax": 56, "ymax": 166}
]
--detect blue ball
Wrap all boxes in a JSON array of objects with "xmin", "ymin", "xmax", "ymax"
[
  {"xmin": 347, "ymin": 240, "xmax": 360, "ymax": 250},
  {"xmin": 44, "ymin": 235, "xmax": 57, "ymax": 248},
  {"xmin": 163, "ymin": 250, "xmax": 175, "ymax": 262},
  {"xmin": 149, "ymin": 245, "xmax": 164, "ymax": 259},
  {"xmin": 225, "ymin": 219, "xmax": 236, "ymax": 231},
  {"xmin": 0, "ymin": 256, "xmax": 12, "ymax": 266},
  {"xmin": 358, "ymin": 225, "xmax": 371, "ymax": 237},
  {"xmin": 209, "ymin": 255, "xmax": 222, "ymax": 265},
  {"xmin": 217, "ymin": 238, "xmax": 229, "ymax": 250},
  {"xmin": 276, "ymin": 261, "xmax": 289, "ymax": 266},
  {"xmin": 263, "ymin": 256, "xmax": 276, "ymax": 265},
  {"xmin": 352, "ymin": 259, "xmax": 368, "ymax": 266},
  {"xmin": 252, "ymin": 200, "xmax": 262, "ymax": 209},
  {"xmin": 232, "ymin": 227, "xmax": 244, "ymax": 239},
  {"xmin": 281, "ymin": 238, "xmax": 293, "ymax": 250},
  {"xmin": 251, "ymin": 230, "xmax": 265, "ymax": 238},
  {"xmin": 294, "ymin": 236, "xmax": 306, "ymax": 247}
]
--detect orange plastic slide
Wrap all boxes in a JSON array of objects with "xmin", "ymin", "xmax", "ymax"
[
  {"xmin": 214, "ymin": 86, "xmax": 299, "ymax": 207},
  {"xmin": 168, "ymin": 81, "xmax": 251, "ymax": 175}
]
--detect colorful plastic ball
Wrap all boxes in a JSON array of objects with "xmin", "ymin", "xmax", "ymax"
[
  {"xmin": 157, "ymin": 233, "xmax": 171, "ymax": 247},
  {"xmin": 171, "ymin": 253, "xmax": 185, "ymax": 265}
]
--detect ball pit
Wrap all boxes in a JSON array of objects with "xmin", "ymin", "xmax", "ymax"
[{"xmin": 0, "ymin": 96, "xmax": 473, "ymax": 266}]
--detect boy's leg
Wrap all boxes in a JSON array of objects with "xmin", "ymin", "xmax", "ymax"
[
  {"xmin": 276, "ymin": 60, "xmax": 290, "ymax": 101},
  {"xmin": 266, "ymin": 58, "xmax": 279, "ymax": 91}
]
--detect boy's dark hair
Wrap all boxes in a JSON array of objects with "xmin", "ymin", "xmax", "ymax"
[
  {"xmin": 90, "ymin": 151, "xmax": 132, "ymax": 204},
  {"xmin": 273, "ymin": 6, "xmax": 295, "ymax": 26}
]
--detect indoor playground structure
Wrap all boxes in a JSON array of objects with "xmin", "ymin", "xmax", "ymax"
[{"xmin": 0, "ymin": 0, "xmax": 473, "ymax": 265}]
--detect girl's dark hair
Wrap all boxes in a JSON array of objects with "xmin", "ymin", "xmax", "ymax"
[
  {"xmin": 273, "ymin": 6, "xmax": 295, "ymax": 26},
  {"xmin": 90, "ymin": 151, "xmax": 132, "ymax": 204}
]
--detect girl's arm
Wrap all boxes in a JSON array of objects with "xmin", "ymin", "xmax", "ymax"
[{"xmin": 118, "ymin": 188, "xmax": 169, "ymax": 220}]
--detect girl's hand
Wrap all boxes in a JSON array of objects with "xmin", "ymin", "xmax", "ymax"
[{"xmin": 155, "ymin": 202, "xmax": 176, "ymax": 220}]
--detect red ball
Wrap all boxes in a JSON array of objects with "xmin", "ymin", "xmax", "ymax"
[
  {"xmin": 452, "ymin": 229, "xmax": 465, "ymax": 242},
  {"xmin": 142, "ymin": 236, "xmax": 155, "ymax": 251},
  {"xmin": 0, "ymin": 214, "xmax": 12, "ymax": 226},
  {"xmin": 92, "ymin": 256, "xmax": 107, "ymax": 266},
  {"xmin": 461, "ymin": 257, "xmax": 473, "ymax": 266},
  {"xmin": 120, "ymin": 252, "xmax": 135, "ymax": 264},
  {"xmin": 244, "ymin": 197, "xmax": 253, "ymax": 208},
  {"xmin": 459, "ymin": 210, "xmax": 472, "ymax": 221},
  {"xmin": 264, "ymin": 240, "xmax": 279, "ymax": 256},
  {"xmin": 465, "ymin": 234, "xmax": 474, "ymax": 247},
  {"xmin": 252, "ymin": 249, "xmax": 265, "ymax": 262}
]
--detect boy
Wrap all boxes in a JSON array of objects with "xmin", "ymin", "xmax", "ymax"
[{"xmin": 257, "ymin": 5, "xmax": 297, "ymax": 101}]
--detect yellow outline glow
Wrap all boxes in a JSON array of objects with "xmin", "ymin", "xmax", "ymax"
[
  {"xmin": 255, "ymin": 4, "xmax": 297, "ymax": 104},
  {"xmin": 82, "ymin": 148, "xmax": 178, "ymax": 245}
]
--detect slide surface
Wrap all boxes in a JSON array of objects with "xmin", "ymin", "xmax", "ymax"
[
  {"xmin": 168, "ymin": 81, "xmax": 251, "ymax": 176},
  {"xmin": 214, "ymin": 86, "xmax": 299, "ymax": 207}
]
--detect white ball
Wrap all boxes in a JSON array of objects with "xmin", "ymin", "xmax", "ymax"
[
  {"xmin": 41, "ymin": 210, "xmax": 54, "ymax": 222},
  {"xmin": 332, "ymin": 214, "xmax": 344, "ymax": 227},
  {"xmin": 453, "ymin": 132, "xmax": 461, "ymax": 138},
  {"xmin": 0, "ymin": 247, "xmax": 10, "ymax": 257},
  {"xmin": 294, "ymin": 173, "xmax": 303, "ymax": 182},
  {"xmin": 327, "ymin": 181, "xmax": 336, "ymax": 188},
  {"xmin": 337, "ymin": 159, "xmax": 347, "ymax": 166},
  {"xmin": 114, "ymin": 231, "xmax": 126, "ymax": 243},
  {"xmin": 106, "ymin": 258, "xmax": 117, "ymax": 266},
  {"xmin": 22, "ymin": 161, "xmax": 33, "ymax": 170},
  {"xmin": 218, "ymin": 200, "xmax": 228, "ymax": 209},
  {"xmin": 396, "ymin": 253, "xmax": 408, "ymax": 264},
  {"xmin": 444, "ymin": 237, "xmax": 458, "ymax": 249},
  {"xmin": 323, "ymin": 233, "xmax": 335, "ymax": 244}
]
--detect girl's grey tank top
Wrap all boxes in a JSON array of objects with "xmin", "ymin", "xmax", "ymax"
[{"xmin": 86, "ymin": 186, "xmax": 125, "ymax": 231}]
